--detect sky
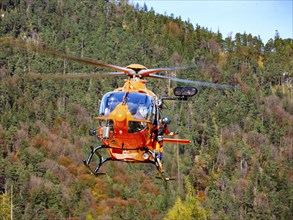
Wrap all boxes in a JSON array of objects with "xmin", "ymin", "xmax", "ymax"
[{"xmin": 131, "ymin": 0, "xmax": 293, "ymax": 43}]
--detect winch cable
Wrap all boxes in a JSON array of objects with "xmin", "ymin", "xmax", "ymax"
[{"xmin": 176, "ymin": 97, "xmax": 184, "ymax": 202}]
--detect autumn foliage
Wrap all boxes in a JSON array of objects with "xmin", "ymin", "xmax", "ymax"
[{"xmin": 0, "ymin": 0, "xmax": 292, "ymax": 219}]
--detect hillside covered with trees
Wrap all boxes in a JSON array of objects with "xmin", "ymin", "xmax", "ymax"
[{"xmin": 0, "ymin": 0, "xmax": 292, "ymax": 219}]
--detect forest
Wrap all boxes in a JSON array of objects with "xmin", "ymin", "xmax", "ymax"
[{"xmin": 0, "ymin": 0, "xmax": 292, "ymax": 219}]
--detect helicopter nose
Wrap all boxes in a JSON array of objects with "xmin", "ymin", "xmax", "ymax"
[
  {"xmin": 116, "ymin": 109, "xmax": 127, "ymax": 122},
  {"xmin": 112, "ymin": 104, "xmax": 128, "ymax": 130},
  {"xmin": 116, "ymin": 110, "xmax": 127, "ymax": 130}
]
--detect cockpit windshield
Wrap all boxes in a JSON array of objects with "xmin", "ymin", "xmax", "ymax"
[{"xmin": 99, "ymin": 92, "xmax": 155, "ymax": 120}]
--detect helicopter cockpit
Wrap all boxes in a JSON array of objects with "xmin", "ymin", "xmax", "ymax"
[{"xmin": 99, "ymin": 91, "xmax": 155, "ymax": 121}]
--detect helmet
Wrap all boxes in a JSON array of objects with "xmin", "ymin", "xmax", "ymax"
[
  {"xmin": 162, "ymin": 116, "xmax": 171, "ymax": 125},
  {"xmin": 108, "ymin": 96, "xmax": 118, "ymax": 110},
  {"xmin": 108, "ymin": 96, "xmax": 118, "ymax": 104}
]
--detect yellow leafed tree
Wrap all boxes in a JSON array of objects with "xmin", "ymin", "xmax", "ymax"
[
  {"xmin": 164, "ymin": 177, "xmax": 210, "ymax": 220},
  {"xmin": 0, "ymin": 193, "xmax": 11, "ymax": 220}
]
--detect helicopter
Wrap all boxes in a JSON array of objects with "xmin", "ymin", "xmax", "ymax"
[{"xmin": 1, "ymin": 37, "xmax": 236, "ymax": 182}]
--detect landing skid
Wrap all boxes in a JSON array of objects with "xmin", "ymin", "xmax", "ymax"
[
  {"xmin": 83, "ymin": 145, "xmax": 175, "ymax": 185},
  {"xmin": 83, "ymin": 145, "xmax": 113, "ymax": 175}
]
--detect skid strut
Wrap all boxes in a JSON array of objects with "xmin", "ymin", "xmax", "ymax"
[
  {"xmin": 83, "ymin": 146, "xmax": 174, "ymax": 184},
  {"xmin": 83, "ymin": 145, "xmax": 112, "ymax": 175}
]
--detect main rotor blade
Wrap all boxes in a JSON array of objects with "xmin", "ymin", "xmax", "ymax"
[
  {"xmin": 149, "ymin": 74, "xmax": 236, "ymax": 90},
  {"xmin": 137, "ymin": 65, "xmax": 197, "ymax": 77},
  {"xmin": 0, "ymin": 37, "xmax": 135, "ymax": 75},
  {"xmin": 27, "ymin": 71, "xmax": 125, "ymax": 79}
]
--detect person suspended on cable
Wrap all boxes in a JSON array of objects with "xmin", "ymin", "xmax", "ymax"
[{"xmin": 153, "ymin": 116, "xmax": 178, "ymax": 164}]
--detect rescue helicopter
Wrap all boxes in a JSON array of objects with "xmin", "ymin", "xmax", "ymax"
[{"xmin": 1, "ymin": 38, "xmax": 236, "ymax": 182}]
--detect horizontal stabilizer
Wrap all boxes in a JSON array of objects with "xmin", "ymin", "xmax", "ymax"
[{"xmin": 163, "ymin": 138, "xmax": 190, "ymax": 145}]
